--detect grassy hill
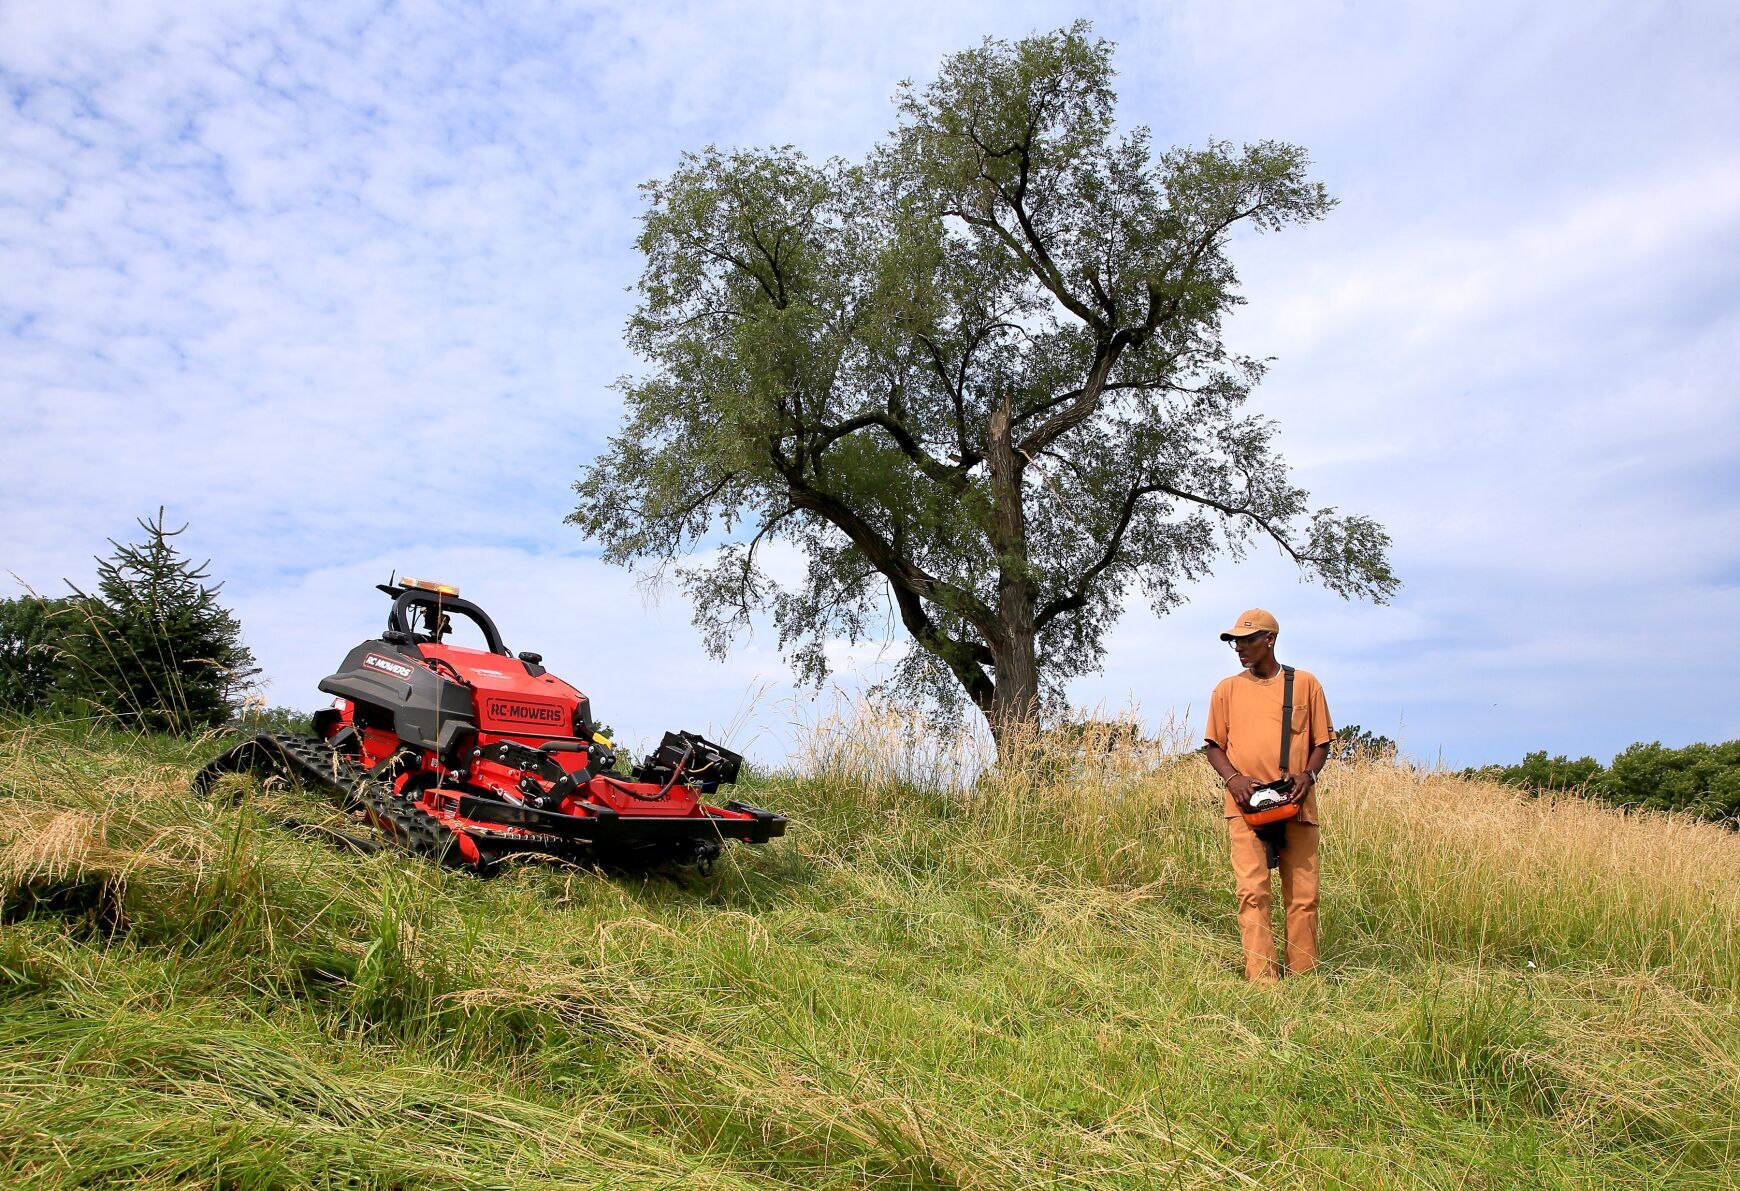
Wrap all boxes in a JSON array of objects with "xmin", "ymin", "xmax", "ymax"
[{"xmin": 1, "ymin": 715, "xmax": 1736, "ymax": 1189}]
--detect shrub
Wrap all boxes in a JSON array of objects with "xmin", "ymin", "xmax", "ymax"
[
  {"xmin": 1599, "ymin": 740, "xmax": 1740, "ymax": 822},
  {"xmin": 1471, "ymin": 750, "xmax": 1604, "ymax": 792},
  {"xmin": 231, "ymin": 705, "xmax": 317, "ymax": 736},
  {"xmin": 1471, "ymin": 741, "xmax": 1740, "ymax": 826},
  {"xmin": 0, "ymin": 595, "xmax": 90, "ymax": 716},
  {"xmin": 1330, "ymin": 723, "xmax": 1397, "ymax": 762}
]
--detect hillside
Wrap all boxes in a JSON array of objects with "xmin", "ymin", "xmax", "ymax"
[{"xmin": 1, "ymin": 717, "xmax": 1736, "ymax": 1189}]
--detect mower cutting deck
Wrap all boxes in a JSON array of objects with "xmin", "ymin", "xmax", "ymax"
[{"xmin": 196, "ymin": 578, "xmax": 784, "ymax": 872}]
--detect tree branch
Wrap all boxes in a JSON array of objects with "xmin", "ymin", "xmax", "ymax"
[
  {"xmin": 1034, "ymin": 477, "xmax": 1163, "ymax": 630},
  {"xmin": 1155, "ymin": 481, "xmax": 1308, "ymax": 564},
  {"xmin": 1013, "ymin": 338, "xmax": 1125, "ymax": 460},
  {"xmin": 914, "ymin": 333, "xmax": 983, "ymax": 468},
  {"xmin": 807, "ymin": 405, "xmax": 973, "ymax": 492},
  {"xmin": 889, "ymin": 582, "xmax": 996, "ymax": 713},
  {"xmin": 772, "ymin": 456, "xmax": 1002, "ymax": 644},
  {"xmin": 728, "ymin": 504, "xmax": 799, "ymax": 618},
  {"xmin": 1010, "ymin": 361, "xmax": 1183, "ymax": 430}
]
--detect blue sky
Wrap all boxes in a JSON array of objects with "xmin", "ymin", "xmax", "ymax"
[{"xmin": 3, "ymin": 1, "xmax": 1736, "ymax": 767}]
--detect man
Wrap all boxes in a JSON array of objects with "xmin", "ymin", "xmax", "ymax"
[{"xmin": 1203, "ymin": 609, "xmax": 1333, "ymax": 984}]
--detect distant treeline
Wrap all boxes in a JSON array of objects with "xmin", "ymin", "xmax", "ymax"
[{"xmin": 1466, "ymin": 741, "xmax": 1740, "ymax": 827}]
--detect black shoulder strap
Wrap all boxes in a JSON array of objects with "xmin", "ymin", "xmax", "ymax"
[{"xmin": 1279, "ymin": 665, "xmax": 1296, "ymax": 774}]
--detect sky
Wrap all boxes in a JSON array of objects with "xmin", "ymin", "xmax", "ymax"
[{"xmin": 3, "ymin": 0, "xmax": 1737, "ymax": 768}]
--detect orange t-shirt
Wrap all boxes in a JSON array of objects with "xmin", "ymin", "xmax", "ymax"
[{"xmin": 1204, "ymin": 667, "xmax": 1333, "ymax": 825}]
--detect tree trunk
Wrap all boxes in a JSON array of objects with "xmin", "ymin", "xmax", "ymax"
[
  {"xmin": 988, "ymin": 615, "xmax": 1039, "ymax": 754},
  {"xmin": 986, "ymin": 394, "xmax": 1040, "ymax": 754}
]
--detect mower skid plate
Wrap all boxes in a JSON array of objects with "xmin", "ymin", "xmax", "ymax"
[{"xmin": 455, "ymin": 794, "xmax": 787, "ymax": 845}]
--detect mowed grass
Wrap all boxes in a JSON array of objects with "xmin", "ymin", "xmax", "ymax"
[{"xmin": 1, "ymin": 712, "xmax": 1737, "ymax": 1189}]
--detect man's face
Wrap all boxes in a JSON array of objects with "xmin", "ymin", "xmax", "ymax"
[{"xmin": 1231, "ymin": 631, "xmax": 1275, "ymax": 670}]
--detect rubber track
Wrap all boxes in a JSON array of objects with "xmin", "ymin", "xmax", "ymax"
[
  {"xmin": 194, "ymin": 731, "xmax": 368, "ymax": 806},
  {"xmin": 193, "ymin": 732, "xmax": 479, "ymax": 870},
  {"xmin": 362, "ymin": 782, "xmax": 474, "ymax": 869}
]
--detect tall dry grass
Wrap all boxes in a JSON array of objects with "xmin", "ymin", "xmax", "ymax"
[
  {"xmin": 791, "ymin": 698, "xmax": 1740, "ymax": 993},
  {"xmin": 1, "ymin": 709, "xmax": 1736, "ymax": 1187}
]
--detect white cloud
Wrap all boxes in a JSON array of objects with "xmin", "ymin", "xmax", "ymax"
[{"xmin": 3, "ymin": 0, "xmax": 1736, "ymax": 770}]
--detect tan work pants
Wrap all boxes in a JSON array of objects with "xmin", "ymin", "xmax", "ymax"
[{"xmin": 1228, "ymin": 817, "xmax": 1320, "ymax": 981}]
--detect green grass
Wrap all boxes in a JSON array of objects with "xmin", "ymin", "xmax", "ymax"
[{"xmin": 1, "ymin": 714, "xmax": 1737, "ymax": 1188}]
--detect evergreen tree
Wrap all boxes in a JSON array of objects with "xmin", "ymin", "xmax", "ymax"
[{"xmin": 67, "ymin": 510, "xmax": 260, "ymax": 733}]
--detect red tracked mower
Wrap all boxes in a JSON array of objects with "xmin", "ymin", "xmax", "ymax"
[{"xmin": 196, "ymin": 578, "xmax": 785, "ymax": 872}]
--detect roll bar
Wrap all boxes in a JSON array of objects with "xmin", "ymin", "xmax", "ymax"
[{"xmin": 383, "ymin": 587, "xmax": 510, "ymax": 656}]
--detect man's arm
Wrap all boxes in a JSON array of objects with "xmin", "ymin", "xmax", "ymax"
[
  {"xmin": 1205, "ymin": 742, "xmax": 1256, "ymax": 805},
  {"xmin": 1289, "ymin": 741, "xmax": 1330, "ymax": 800},
  {"xmin": 1292, "ymin": 678, "xmax": 1334, "ymax": 799}
]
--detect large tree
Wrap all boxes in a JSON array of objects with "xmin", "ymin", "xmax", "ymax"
[{"xmin": 572, "ymin": 24, "xmax": 1396, "ymax": 747}]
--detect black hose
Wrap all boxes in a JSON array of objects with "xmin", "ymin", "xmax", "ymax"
[{"xmin": 598, "ymin": 744, "xmax": 693, "ymax": 803}]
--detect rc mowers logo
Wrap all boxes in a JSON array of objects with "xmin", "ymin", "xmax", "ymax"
[
  {"xmin": 363, "ymin": 652, "xmax": 415, "ymax": 681},
  {"xmin": 483, "ymin": 698, "xmax": 566, "ymax": 728}
]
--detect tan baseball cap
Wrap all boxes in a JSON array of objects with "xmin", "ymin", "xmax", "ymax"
[{"xmin": 1219, "ymin": 608, "xmax": 1279, "ymax": 641}]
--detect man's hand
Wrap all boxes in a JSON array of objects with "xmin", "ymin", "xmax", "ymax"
[
  {"xmin": 1225, "ymin": 773, "xmax": 1257, "ymax": 805},
  {"xmin": 1289, "ymin": 771, "xmax": 1316, "ymax": 800}
]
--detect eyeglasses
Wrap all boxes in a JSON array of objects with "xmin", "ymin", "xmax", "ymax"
[{"xmin": 1227, "ymin": 633, "xmax": 1270, "ymax": 650}]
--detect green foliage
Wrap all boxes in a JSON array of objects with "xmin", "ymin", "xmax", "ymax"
[
  {"xmin": 1469, "ymin": 740, "xmax": 1740, "ymax": 826},
  {"xmin": 0, "ymin": 511, "xmax": 259, "ymax": 734},
  {"xmin": 1330, "ymin": 723, "xmax": 1396, "ymax": 762},
  {"xmin": 1601, "ymin": 740, "xmax": 1740, "ymax": 822},
  {"xmin": 0, "ymin": 595, "xmax": 88, "ymax": 715},
  {"xmin": 1470, "ymin": 750, "xmax": 1605, "ymax": 792},
  {"xmin": 573, "ymin": 23, "xmax": 1395, "ymax": 738},
  {"xmin": 233, "ymin": 705, "xmax": 316, "ymax": 735}
]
